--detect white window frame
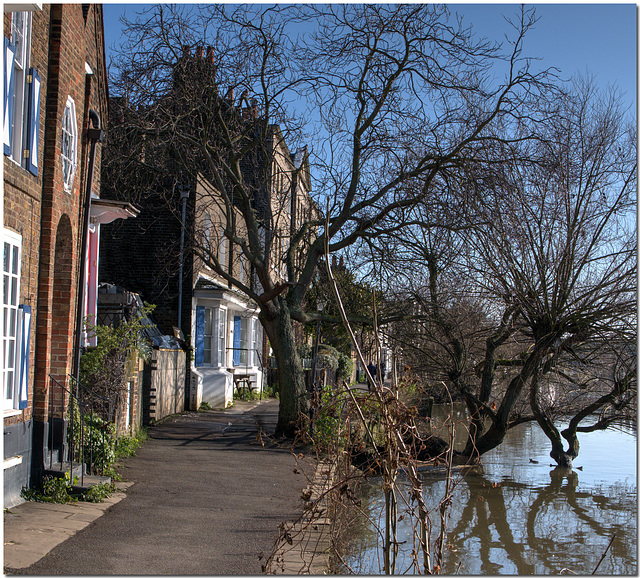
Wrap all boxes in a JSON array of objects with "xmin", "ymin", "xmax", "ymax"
[
  {"xmin": 8, "ymin": 10, "xmax": 32, "ymax": 165},
  {"xmin": 218, "ymin": 227, "xmax": 227, "ymax": 271},
  {"xmin": 251, "ymin": 318, "xmax": 259, "ymax": 366},
  {"xmin": 3, "ymin": 230, "xmax": 22, "ymax": 411},
  {"xmin": 217, "ymin": 307, "xmax": 226, "ymax": 367},
  {"xmin": 199, "ymin": 306, "xmax": 228, "ymax": 368},
  {"xmin": 238, "ymin": 252, "xmax": 246, "ymax": 285},
  {"xmin": 202, "ymin": 307, "xmax": 214, "ymax": 365},
  {"xmin": 61, "ymin": 96, "xmax": 77, "ymax": 193}
]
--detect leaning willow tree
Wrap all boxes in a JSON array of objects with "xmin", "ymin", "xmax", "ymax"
[
  {"xmin": 106, "ymin": 4, "xmax": 554, "ymax": 437},
  {"xmin": 377, "ymin": 77, "xmax": 637, "ymax": 467}
]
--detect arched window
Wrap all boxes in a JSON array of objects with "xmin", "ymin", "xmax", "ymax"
[{"xmin": 61, "ymin": 96, "xmax": 77, "ymax": 192}]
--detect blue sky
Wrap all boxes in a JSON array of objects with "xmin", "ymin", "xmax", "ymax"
[{"xmin": 102, "ymin": 3, "xmax": 637, "ymax": 111}]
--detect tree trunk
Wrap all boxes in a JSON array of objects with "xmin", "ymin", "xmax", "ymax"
[
  {"xmin": 529, "ymin": 371, "xmax": 577, "ymax": 467},
  {"xmin": 259, "ymin": 297, "xmax": 308, "ymax": 438},
  {"xmin": 462, "ymin": 349, "xmax": 544, "ymax": 458}
]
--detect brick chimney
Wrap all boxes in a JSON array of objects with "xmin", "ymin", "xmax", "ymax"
[
  {"xmin": 195, "ymin": 45, "xmax": 204, "ymax": 59},
  {"xmin": 206, "ymin": 46, "xmax": 214, "ymax": 64}
]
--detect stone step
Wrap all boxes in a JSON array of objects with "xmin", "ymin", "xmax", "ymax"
[
  {"xmin": 44, "ymin": 463, "xmax": 111, "ymax": 488},
  {"xmin": 70, "ymin": 474, "xmax": 112, "ymax": 492},
  {"xmin": 44, "ymin": 462, "xmax": 85, "ymax": 481}
]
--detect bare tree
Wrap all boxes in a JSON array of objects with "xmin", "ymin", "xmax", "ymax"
[
  {"xmin": 105, "ymin": 4, "xmax": 554, "ymax": 437},
  {"xmin": 378, "ymin": 77, "xmax": 636, "ymax": 466}
]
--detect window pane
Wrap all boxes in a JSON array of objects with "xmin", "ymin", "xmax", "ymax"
[
  {"xmin": 11, "ymin": 277, "xmax": 17, "ymax": 305},
  {"xmin": 12, "ymin": 246, "xmax": 19, "ymax": 275},
  {"xmin": 204, "ymin": 309, "xmax": 212, "ymax": 336},
  {"xmin": 6, "ymin": 371, "xmax": 14, "ymax": 400},
  {"xmin": 3, "ymin": 277, "xmax": 9, "ymax": 306},
  {"xmin": 7, "ymin": 341, "xmax": 14, "ymax": 369},
  {"xmin": 3, "ymin": 243, "xmax": 10, "ymax": 273},
  {"xmin": 9, "ymin": 309, "xmax": 16, "ymax": 337}
]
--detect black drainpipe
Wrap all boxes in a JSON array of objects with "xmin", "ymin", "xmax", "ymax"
[{"xmin": 71, "ymin": 109, "xmax": 104, "ymax": 392}]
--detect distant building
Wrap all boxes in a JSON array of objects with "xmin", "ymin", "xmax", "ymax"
[{"xmin": 100, "ymin": 47, "xmax": 316, "ymax": 409}]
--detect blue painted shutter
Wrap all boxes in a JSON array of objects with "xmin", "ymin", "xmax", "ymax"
[
  {"xmin": 233, "ymin": 316, "xmax": 242, "ymax": 365},
  {"xmin": 25, "ymin": 67, "xmax": 40, "ymax": 175},
  {"xmin": 195, "ymin": 306, "xmax": 205, "ymax": 366},
  {"xmin": 18, "ymin": 304, "xmax": 31, "ymax": 409},
  {"xmin": 4, "ymin": 37, "xmax": 15, "ymax": 156}
]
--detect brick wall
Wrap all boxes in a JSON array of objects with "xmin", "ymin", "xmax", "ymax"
[{"xmin": 3, "ymin": 5, "xmax": 109, "ymax": 503}]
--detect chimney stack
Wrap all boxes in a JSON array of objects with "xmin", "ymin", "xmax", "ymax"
[
  {"xmin": 195, "ymin": 45, "xmax": 204, "ymax": 59},
  {"xmin": 206, "ymin": 46, "xmax": 214, "ymax": 64},
  {"xmin": 332, "ymin": 256, "xmax": 337, "ymax": 269},
  {"xmin": 225, "ymin": 87, "xmax": 234, "ymax": 102},
  {"xmin": 250, "ymin": 98, "xmax": 258, "ymax": 119}
]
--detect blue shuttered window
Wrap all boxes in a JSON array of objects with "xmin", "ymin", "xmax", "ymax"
[
  {"xmin": 18, "ymin": 304, "xmax": 31, "ymax": 409},
  {"xmin": 25, "ymin": 67, "xmax": 40, "ymax": 176},
  {"xmin": 233, "ymin": 316, "xmax": 242, "ymax": 366},
  {"xmin": 4, "ymin": 37, "xmax": 15, "ymax": 156},
  {"xmin": 195, "ymin": 306, "xmax": 205, "ymax": 367}
]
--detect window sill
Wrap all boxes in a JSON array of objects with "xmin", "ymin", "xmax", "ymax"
[{"xmin": 3, "ymin": 408, "xmax": 23, "ymax": 418}]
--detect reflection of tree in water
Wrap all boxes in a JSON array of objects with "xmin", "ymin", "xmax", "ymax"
[
  {"xmin": 341, "ymin": 468, "xmax": 636, "ymax": 574},
  {"xmin": 441, "ymin": 468, "xmax": 636, "ymax": 575},
  {"xmin": 525, "ymin": 468, "xmax": 636, "ymax": 574}
]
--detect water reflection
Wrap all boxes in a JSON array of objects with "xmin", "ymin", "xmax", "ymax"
[{"xmin": 341, "ymin": 414, "xmax": 637, "ymax": 575}]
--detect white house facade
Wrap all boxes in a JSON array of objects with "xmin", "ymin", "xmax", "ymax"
[{"xmin": 191, "ymin": 276, "xmax": 264, "ymax": 408}]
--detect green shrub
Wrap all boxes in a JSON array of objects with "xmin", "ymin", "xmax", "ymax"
[
  {"xmin": 21, "ymin": 472, "xmax": 115, "ymax": 504},
  {"xmin": 115, "ymin": 427, "xmax": 148, "ymax": 459},
  {"xmin": 83, "ymin": 482, "xmax": 114, "ymax": 503},
  {"xmin": 337, "ymin": 353, "xmax": 354, "ymax": 383}
]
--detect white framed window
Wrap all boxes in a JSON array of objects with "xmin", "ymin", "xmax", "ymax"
[
  {"xmin": 6, "ymin": 11, "xmax": 32, "ymax": 164},
  {"xmin": 238, "ymin": 252, "xmax": 246, "ymax": 285},
  {"xmin": 202, "ymin": 307, "xmax": 213, "ymax": 365},
  {"xmin": 3, "ymin": 230, "xmax": 21, "ymax": 411},
  {"xmin": 218, "ymin": 227, "xmax": 227, "ymax": 270},
  {"xmin": 251, "ymin": 318, "xmax": 259, "ymax": 366},
  {"xmin": 217, "ymin": 308, "xmax": 226, "ymax": 367},
  {"xmin": 203, "ymin": 213, "xmax": 211, "ymax": 251},
  {"xmin": 195, "ymin": 305, "xmax": 227, "ymax": 368},
  {"xmin": 61, "ymin": 96, "xmax": 77, "ymax": 192}
]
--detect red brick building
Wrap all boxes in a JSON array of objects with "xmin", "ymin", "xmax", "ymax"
[{"xmin": 2, "ymin": 3, "xmax": 121, "ymax": 507}]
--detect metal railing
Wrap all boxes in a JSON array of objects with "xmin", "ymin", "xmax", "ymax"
[{"xmin": 47, "ymin": 374, "xmax": 114, "ymax": 487}]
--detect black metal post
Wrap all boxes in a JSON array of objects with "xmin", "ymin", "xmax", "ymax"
[{"xmin": 71, "ymin": 110, "xmax": 104, "ymax": 393}]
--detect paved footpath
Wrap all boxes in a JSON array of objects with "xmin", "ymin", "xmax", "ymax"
[{"xmin": 4, "ymin": 399, "xmax": 316, "ymax": 575}]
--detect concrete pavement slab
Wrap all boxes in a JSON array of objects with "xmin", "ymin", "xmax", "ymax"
[{"xmin": 3, "ymin": 482, "xmax": 132, "ymax": 570}]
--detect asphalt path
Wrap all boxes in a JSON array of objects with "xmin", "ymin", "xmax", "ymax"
[{"xmin": 16, "ymin": 399, "xmax": 314, "ymax": 575}]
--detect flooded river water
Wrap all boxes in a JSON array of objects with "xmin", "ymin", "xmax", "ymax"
[{"xmin": 341, "ymin": 406, "xmax": 637, "ymax": 575}]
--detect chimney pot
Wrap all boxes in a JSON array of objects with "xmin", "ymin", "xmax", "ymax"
[
  {"xmin": 206, "ymin": 46, "xmax": 214, "ymax": 63},
  {"xmin": 195, "ymin": 45, "xmax": 204, "ymax": 59},
  {"xmin": 225, "ymin": 87, "xmax": 234, "ymax": 101}
]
